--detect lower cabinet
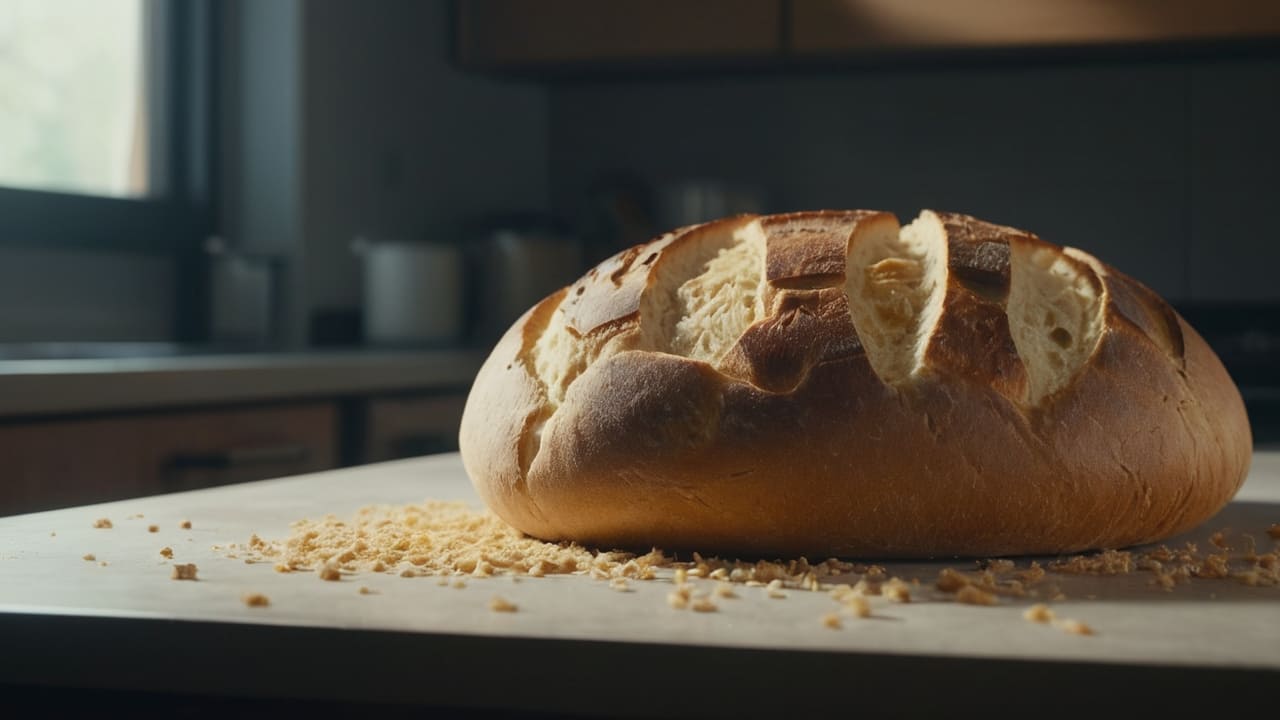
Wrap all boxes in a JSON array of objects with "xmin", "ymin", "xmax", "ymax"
[{"xmin": 0, "ymin": 402, "xmax": 337, "ymax": 516}]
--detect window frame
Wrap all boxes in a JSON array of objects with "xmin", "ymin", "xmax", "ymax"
[{"xmin": 0, "ymin": 0, "xmax": 217, "ymax": 255}]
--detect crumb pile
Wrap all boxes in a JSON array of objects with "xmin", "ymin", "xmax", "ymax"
[{"xmin": 215, "ymin": 501, "xmax": 1280, "ymax": 634}]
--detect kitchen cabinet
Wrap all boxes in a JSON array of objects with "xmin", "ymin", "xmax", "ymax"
[
  {"xmin": 789, "ymin": 0, "xmax": 1280, "ymax": 55},
  {"xmin": 0, "ymin": 402, "xmax": 337, "ymax": 516},
  {"xmin": 454, "ymin": 0, "xmax": 782, "ymax": 70},
  {"xmin": 361, "ymin": 393, "xmax": 469, "ymax": 463}
]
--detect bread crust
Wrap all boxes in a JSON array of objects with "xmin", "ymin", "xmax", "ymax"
[{"xmin": 459, "ymin": 210, "xmax": 1251, "ymax": 558}]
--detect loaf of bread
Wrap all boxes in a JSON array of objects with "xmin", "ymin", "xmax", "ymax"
[{"xmin": 459, "ymin": 210, "xmax": 1251, "ymax": 558}]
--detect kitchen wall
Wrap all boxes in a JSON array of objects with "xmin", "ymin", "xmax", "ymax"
[{"xmin": 549, "ymin": 57, "xmax": 1280, "ymax": 304}]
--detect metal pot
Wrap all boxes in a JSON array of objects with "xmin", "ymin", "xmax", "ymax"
[{"xmin": 353, "ymin": 236, "xmax": 464, "ymax": 346}]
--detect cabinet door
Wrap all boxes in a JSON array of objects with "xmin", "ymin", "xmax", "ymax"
[
  {"xmin": 363, "ymin": 394, "xmax": 468, "ymax": 463},
  {"xmin": 790, "ymin": 0, "xmax": 1280, "ymax": 54},
  {"xmin": 0, "ymin": 402, "xmax": 338, "ymax": 516},
  {"xmin": 456, "ymin": 0, "xmax": 781, "ymax": 69}
]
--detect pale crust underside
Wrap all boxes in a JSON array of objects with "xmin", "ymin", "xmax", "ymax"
[{"xmin": 459, "ymin": 210, "xmax": 1252, "ymax": 558}]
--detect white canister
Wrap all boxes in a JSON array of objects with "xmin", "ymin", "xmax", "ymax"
[{"xmin": 357, "ymin": 238, "xmax": 464, "ymax": 345}]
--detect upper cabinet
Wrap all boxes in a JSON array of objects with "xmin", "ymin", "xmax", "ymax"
[
  {"xmin": 454, "ymin": 0, "xmax": 782, "ymax": 71},
  {"xmin": 455, "ymin": 0, "xmax": 1280, "ymax": 73}
]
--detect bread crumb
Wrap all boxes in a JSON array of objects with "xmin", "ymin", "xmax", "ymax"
[
  {"xmin": 713, "ymin": 582, "xmax": 737, "ymax": 599},
  {"xmin": 852, "ymin": 578, "xmax": 880, "ymax": 596},
  {"xmin": 821, "ymin": 612, "xmax": 842, "ymax": 629},
  {"xmin": 1023, "ymin": 603, "xmax": 1055, "ymax": 623},
  {"xmin": 93, "ymin": 518, "xmax": 113, "ymax": 529},
  {"xmin": 171, "ymin": 563, "xmax": 198, "ymax": 580},
  {"xmin": 1267, "ymin": 524, "xmax": 1280, "ymax": 539},
  {"xmin": 452, "ymin": 579, "xmax": 467, "ymax": 589},
  {"xmin": 1195, "ymin": 553, "xmax": 1230, "ymax": 579},
  {"xmin": 690, "ymin": 595, "xmax": 718, "ymax": 612},
  {"xmin": 608, "ymin": 577, "xmax": 631, "ymax": 592},
  {"xmin": 845, "ymin": 595, "xmax": 872, "ymax": 618},
  {"xmin": 766, "ymin": 579, "xmax": 786, "ymax": 599},
  {"xmin": 358, "ymin": 586, "xmax": 377, "ymax": 595},
  {"xmin": 673, "ymin": 567, "xmax": 687, "ymax": 585},
  {"xmin": 159, "ymin": 547, "xmax": 173, "ymax": 559},
  {"xmin": 274, "ymin": 563, "xmax": 291, "ymax": 573},
  {"xmin": 98, "ymin": 560, "xmax": 108, "ymax": 566},
  {"xmin": 1055, "ymin": 618, "xmax": 1094, "ymax": 636},
  {"xmin": 147, "ymin": 525, "xmax": 159, "ymax": 533},
  {"xmin": 883, "ymin": 577, "xmax": 911, "ymax": 603},
  {"xmin": 242, "ymin": 593, "xmax": 270, "ymax": 607},
  {"xmin": 936, "ymin": 568, "xmax": 968, "ymax": 593},
  {"xmin": 666, "ymin": 590, "xmax": 690, "ymax": 609},
  {"xmin": 82, "ymin": 553, "xmax": 95, "ymax": 562},
  {"xmin": 49, "ymin": 531, "xmax": 56, "ymax": 537},
  {"xmin": 488, "ymin": 595, "xmax": 517, "ymax": 612},
  {"xmin": 401, "ymin": 568, "xmax": 417, "ymax": 578},
  {"xmin": 1210, "ymin": 531, "xmax": 1228, "ymax": 549},
  {"xmin": 180, "ymin": 520, "xmax": 192, "ymax": 529},
  {"xmin": 956, "ymin": 585, "xmax": 998, "ymax": 606},
  {"xmin": 318, "ymin": 563, "xmax": 341, "ymax": 581}
]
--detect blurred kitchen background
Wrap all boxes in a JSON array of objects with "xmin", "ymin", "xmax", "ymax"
[{"xmin": 1, "ymin": 0, "xmax": 1278, "ymax": 515}]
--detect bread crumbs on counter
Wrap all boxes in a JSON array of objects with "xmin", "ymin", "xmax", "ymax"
[
  {"xmin": 241, "ymin": 593, "xmax": 270, "ymax": 607},
  {"xmin": 821, "ymin": 612, "xmax": 842, "ymax": 629},
  {"xmin": 159, "ymin": 547, "xmax": 173, "ymax": 559},
  {"xmin": 1023, "ymin": 604, "xmax": 1055, "ymax": 623},
  {"xmin": 274, "ymin": 563, "xmax": 290, "ymax": 573},
  {"xmin": 1267, "ymin": 524, "xmax": 1280, "ymax": 539},
  {"xmin": 883, "ymin": 578, "xmax": 911, "ymax": 603},
  {"xmin": 690, "ymin": 595, "xmax": 718, "ymax": 612},
  {"xmin": 609, "ymin": 577, "xmax": 631, "ymax": 592},
  {"xmin": 171, "ymin": 563, "xmax": 198, "ymax": 580},
  {"xmin": 82, "ymin": 554, "xmax": 95, "ymax": 562},
  {"xmin": 452, "ymin": 579, "xmax": 467, "ymax": 589},
  {"xmin": 713, "ymin": 582, "xmax": 737, "ymax": 599},
  {"xmin": 1055, "ymin": 618, "xmax": 1094, "ymax": 636},
  {"xmin": 765, "ymin": 579, "xmax": 787, "ymax": 599},
  {"xmin": 956, "ymin": 585, "xmax": 998, "ymax": 606},
  {"xmin": 317, "ymin": 563, "xmax": 341, "ymax": 581},
  {"xmin": 180, "ymin": 520, "xmax": 192, "ymax": 529},
  {"xmin": 845, "ymin": 595, "xmax": 872, "ymax": 618},
  {"xmin": 488, "ymin": 596, "xmax": 517, "ymax": 612},
  {"xmin": 99, "ymin": 561, "xmax": 109, "ymax": 567},
  {"xmin": 147, "ymin": 525, "xmax": 159, "ymax": 533},
  {"xmin": 49, "ymin": 532, "xmax": 56, "ymax": 537},
  {"xmin": 92, "ymin": 518, "xmax": 113, "ymax": 529},
  {"xmin": 358, "ymin": 586, "xmax": 377, "ymax": 595}
]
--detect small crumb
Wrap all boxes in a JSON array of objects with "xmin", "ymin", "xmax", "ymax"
[
  {"xmin": 436, "ymin": 577, "xmax": 449, "ymax": 586},
  {"xmin": 1023, "ymin": 603, "xmax": 1055, "ymax": 623},
  {"xmin": 766, "ymin": 579, "xmax": 787, "ymax": 599},
  {"xmin": 274, "ymin": 563, "xmax": 291, "ymax": 573},
  {"xmin": 846, "ymin": 595, "xmax": 872, "ymax": 618},
  {"xmin": 171, "ymin": 563, "xmax": 198, "ymax": 580},
  {"xmin": 608, "ymin": 577, "xmax": 631, "ymax": 592},
  {"xmin": 883, "ymin": 578, "xmax": 911, "ymax": 603},
  {"xmin": 243, "ymin": 558, "xmax": 255, "ymax": 564},
  {"xmin": 92, "ymin": 518, "xmax": 113, "ymax": 529},
  {"xmin": 488, "ymin": 596, "xmax": 517, "ymax": 612},
  {"xmin": 358, "ymin": 586, "xmax": 377, "ymax": 595},
  {"xmin": 1055, "ymin": 618, "xmax": 1094, "ymax": 636},
  {"xmin": 1210, "ymin": 531, "xmax": 1227, "ymax": 549},
  {"xmin": 452, "ymin": 579, "xmax": 467, "ymax": 589},
  {"xmin": 400, "ymin": 568, "xmax": 417, "ymax": 578},
  {"xmin": 713, "ymin": 582, "xmax": 738, "ymax": 599},
  {"xmin": 82, "ymin": 553, "xmax": 95, "ymax": 562},
  {"xmin": 159, "ymin": 547, "xmax": 173, "ymax": 559},
  {"xmin": 821, "ymin": 612, "xmax": 843, "ymax": 629},
  {"xmin": 147, "ymin": 525, "xmax": 159, "ymax": 533},
  {"xmin": 852, "ymin": 578, "xmax": 880, "ymax": 596},
  {"xmin": 708, "ymin": 568, "xmax": 729, "ymax": 581},
  {"xmin": 1267, "ymin": 524, "xmax": 1280, "ymax": 539},
  {"xmin": 956, "ymin": 585, "xmax": 999, "ymax": 606},
  {"xmin": 666, "ymin": 591, "xmax": 690, "ymax": 609},
  {"xmin": 180, "ymin": 520, "xmax": 192, "ymax": 529},
  {"xmin": 673, "ymin": 567, "xmax": 687, "ymax": 585},
  {"xmin": 98, "ymin": 561, "xmax": 109, "ymax": 567},
  {"xmin": 49, "ymin": 531, "xmax": 56, "ymax": 537},
  {"xmin": 318, "ymin": 563, "xmax": 341, "ymax": 581},
  {"xmin": 241, "ymin": 593, "xmax": 270, "ymax": 607},
  {"xmin": 690, "ymin": 595, "xmax": 718, "ymax": 613}
]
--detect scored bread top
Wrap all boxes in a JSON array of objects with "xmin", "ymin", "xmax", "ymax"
[{"xmin": 460, "ymin": 209, "xmax": 1249, "ymax": 557}]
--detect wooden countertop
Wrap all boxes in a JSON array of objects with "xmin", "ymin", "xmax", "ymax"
[
  {"xmin": 0, "ymin": 349, "xmax": 484, "ymax": 417},
  {"xmin": 1, "ymin": 453, "xmax": 1277, "ymax": 715}
]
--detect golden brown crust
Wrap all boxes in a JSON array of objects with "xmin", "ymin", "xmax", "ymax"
[{"xmin": 459, "ymin": 210, "xmax": 1252, "ymax": 558}]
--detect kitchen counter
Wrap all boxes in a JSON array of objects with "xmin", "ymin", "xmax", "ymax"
[
  {"xmin": 0, "ymin": 348, "xmax": 484, "ymax": 418},
  {"xmin": 0, "ymin": 453, "xmax": 1277, "ymax": 716}
]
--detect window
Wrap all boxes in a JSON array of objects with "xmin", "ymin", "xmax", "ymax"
[
  {"xmin": 0, "ymin": 0, "xmax": 214, "ymax": 253},
  {"xmin": 0, "ymin": 0, "xmax": 152, "ymax": 198}
]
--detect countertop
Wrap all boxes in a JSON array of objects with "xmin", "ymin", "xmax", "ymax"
[
  {"xmin": 1, "ymin": 453, "xmax": 1277, "ymax": 716},
  {"xmin": 0, "ymin": 348, "xmax": 485, "ymax": 418}
]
